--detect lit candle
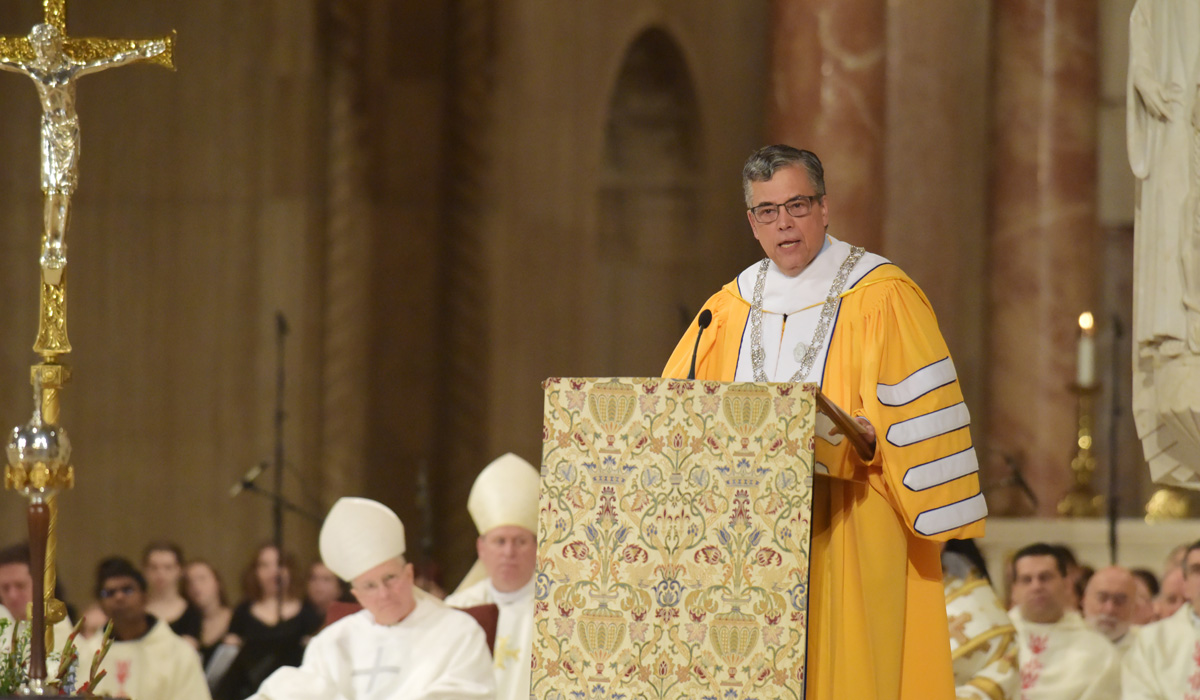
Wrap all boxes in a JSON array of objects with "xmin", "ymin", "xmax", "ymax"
[{"xmin": 1077, "ymin": 312, "xmax": 1095, "ymax": 387}]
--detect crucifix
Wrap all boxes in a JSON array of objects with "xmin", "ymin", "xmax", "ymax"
[
  {"xmin": 352, "ymin": 649, "xmax": 402, "ymax": 694},
  {"xmin": 0, "ymin": 1, "xmax": 174, "ymax": 693}
]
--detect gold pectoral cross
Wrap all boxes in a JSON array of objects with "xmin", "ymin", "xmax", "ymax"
[{"xmin": 0, "ymin": 0, "xmax": 175, "ymax": 69}]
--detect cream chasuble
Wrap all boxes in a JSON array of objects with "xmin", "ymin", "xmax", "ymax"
[
  {"xmin": 1122, "ymin": 604, "xmax": 1200, "ymax": 699},
  {"xmin": 446, "ymin": 578, "xmax": 533, "ymax": 700},
  {"xmin": 251, "ymin": 597, "xmax": 494, "ymax": 700},
  {"xmin": 76, "ymin": 617, "xmax": 211, "ymax": 700},
  {"xmin": 944, "ymin": 575, "xmax": 1017, "ymax": 700},
  {"xmin": 1011, "ymin": 609, "xmax": 1119, "ymax": 700}
]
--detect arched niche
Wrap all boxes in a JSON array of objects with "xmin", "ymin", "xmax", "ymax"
[{"xmin": 595, "ymin": 27, "xmax": 703, "ymax": 375}]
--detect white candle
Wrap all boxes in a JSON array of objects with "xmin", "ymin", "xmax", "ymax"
[{"xmin": 1077, "ymin": 312, "xmax": 1095, "ymax": 387}]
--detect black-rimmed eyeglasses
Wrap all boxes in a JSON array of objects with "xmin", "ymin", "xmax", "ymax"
[{"xmin": 748, "ymin": 194, "xmax": 822, "ymax": 224}]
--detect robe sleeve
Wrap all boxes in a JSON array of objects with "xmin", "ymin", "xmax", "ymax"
[
  {"xmin": 1078, "ymin": 647, "xmax": 1121, "ymax": 700},
  {"xmin": 854, "ymin": 277, "xmax": 986, "ymax": 541},
  {"xmin": 410, "ymin": 616, "xmax": 496, "ymax": 700},
  {"xmin": 169, "ymin": 640, "xmax": 216, "ymax": 700},
  {"xmin": 1120, "ymin": 627, "xmax": 1168, "ymax": 700}
]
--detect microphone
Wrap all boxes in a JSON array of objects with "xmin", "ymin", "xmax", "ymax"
[
  {"xmin": 230, "ymin": 462, "xmax": 267, "ymax": 498},
  {"xmin": 687, "ymin": 310, "xmax": 713, "ymax": 380}
]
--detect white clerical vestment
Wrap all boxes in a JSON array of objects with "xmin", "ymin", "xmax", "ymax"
[
  {"xmin": 1122, "ymin": 604, "xmax": 1200, "ymax": 699},
  {"xmin": 445, "ymin": 578, "xmax": 533, "ymax": 700},
  {"xmin": 944, "ymin": 575, "xmax": 1018, "ymax": 700},
  {"xmin": 76, "ymin": 617, "xmax": 211, "ymax": 700},
  {"xmin": 1011, "ymin": 608, "xmax": 1119, "ymax": 700},
  {"xmin": 252, "ymin": 595, "xmax": 494, "ymax": 700}
]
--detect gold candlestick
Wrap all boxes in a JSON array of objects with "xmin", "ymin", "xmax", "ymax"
[{"xmin": 1057, "ymin": 384, "xmax": 1103, "ymax": 517}]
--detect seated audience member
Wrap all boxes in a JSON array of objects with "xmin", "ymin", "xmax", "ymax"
[
  {"xmin": 76, "ymin": 556, "xmax": 211, "ymax": 700},
  {"xmin": 1051, "ymin": 544, "xmax": 1083, "ymax": 609},
  {"xmin": 1129, "ymin": 568, "xmax": 1159, "ymax": 625},
  {"xmin": 942, "ymin": 540, "xmax": 1018, "ymax": 700},
  {"xmin": 1011, "ymin": 543, "xmax": 1119, "ymax": 700},
  {"xmin": 304, "ymin": 562, "xmax": 347, "ymax": 620},
  {"xmin": 216, "ymin": 544, "xmax": 322, "ymax": 700},
  {"xmin": 186, "ymin": 559, "xmax": 237, "ymax": 692},
  {"xmin": 0, "ymin": 542, "xmax": 73, "ymax": 644},
  {"xmin": 1154, "ymin": 565, "xmax": 1186, "ymax": 620},
  {"xmin": 1081, "ymin": 566, "xmax": 1138, "ymax": 654},
  {"xmin": 144, "ymin": 541, "xmax": 202, "ymax": 643},
  {"xmin": 1122, "ymin": 540, "xmax": 1200, "ymax": 698},
  {"xmin": 251, "ymin": 497, "xmax": 495, "ymax": 700}
]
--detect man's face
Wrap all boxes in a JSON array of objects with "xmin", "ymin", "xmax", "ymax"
[
  {"xmin": 1081, "ymin": 567, "xmax": 1136, "ymax": 641},
  {"xmin": 1132, "ymin": 575, "xmax": 1157, "ymax": 625},
  {"xmin": 1157, "ymin": 566, "xmax": 1186, "ymax": 619},
  {"xmin": 1184, "ymin": 550, "xmax": 1200, "ymax": 612},
  {"xmin": 747, "ymin": 166, "xmax": 829, "ymax": 278},
  {"xmin": 97, "ymin": 575, "xmax": 146, "ymax": 625},
  {"xmin": 307, "ymin": 562, "xmax": 342, "ymax": 609},
  {"xmin": 351, "ymin": 558, "xmax": 415, "ymax": 626},
  {"xmin": 144, "ymin": 550, "xmax": 181, "ymax": 594},
  {"xmin": 1013, "ymin": 554, "xmax": 1068, "ymax": 623},
  {"xmin": 477, "ymin": 525, "xmax": 537, "ymax": 593},
  {"xmin": 0, "ymin": 563, "xmax": 32, "ymax": 620}
]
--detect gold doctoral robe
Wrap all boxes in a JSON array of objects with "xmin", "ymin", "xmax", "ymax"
[{"xmin": 665, "ymin": 240, "xmax": 987, "ymax": 700}]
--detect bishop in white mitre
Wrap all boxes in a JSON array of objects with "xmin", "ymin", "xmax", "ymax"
[
  {"xmin": 445, "ymin": 453, "xmax": 539, "ymax": 700},
  {"xmin": 251, "ymin": 497, "xmax": 495, "ymax": 700},
  {"xmin": 1010, "ymin": 545, "xmax": 1119, "ymax": 700},
  {"xmin": 1122, "ymin": 544, "xmax": 1200, "ymax": 699}
]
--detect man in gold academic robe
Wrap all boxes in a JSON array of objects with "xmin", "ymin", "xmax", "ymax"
[{"xmin": 665, "ymin": 145, "xmax": 987, "ymax": 700}]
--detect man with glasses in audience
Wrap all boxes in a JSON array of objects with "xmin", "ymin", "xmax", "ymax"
[
  {"xmin": 664, "ymin": 145, "xmax": 986, "ymax": 700},
  {"xmin": 78, "ymin": 556, "xmax": 211, "ymax": 700}
]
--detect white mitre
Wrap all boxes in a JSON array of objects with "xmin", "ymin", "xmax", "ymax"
[
  {"xmin": 468, "ymin": 452, "xmax": 540, "ymax": 535},
  {"xmin": 319, "ymin": 496, "xmax": 406, "ymax": 582},
  {"xmin": 453, "ymin": 453, "xmax": 540, "ymax": 594}
]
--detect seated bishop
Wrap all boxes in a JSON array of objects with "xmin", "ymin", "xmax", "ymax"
[
  {"xmin": 1010, "ymin": 544, "xmax": 1119, "ymax": 700},
  {"xmin": 445, "ymin": 453, "xmax": 539, "ymax": 700},
  {"xmin": 1122, "ymin": 540, "xmax": 1200, "ymax": 699},
  {"xmin": 251, "ymin": 497, "xmax": 495, "ymax": 700}
]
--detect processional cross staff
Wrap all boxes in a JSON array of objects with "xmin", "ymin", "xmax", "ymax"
[{"xmin": 0, "ymin": 0, "xmax": 173, "ymax": 692}]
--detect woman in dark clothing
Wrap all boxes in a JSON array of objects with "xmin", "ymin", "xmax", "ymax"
[
  {"xmin": 214, "ymin": 544, "xmax": 322, "ymax": 700},
  {"xmin": 142, "ymin": 541, "xmax": 202, "ymax": 644}
]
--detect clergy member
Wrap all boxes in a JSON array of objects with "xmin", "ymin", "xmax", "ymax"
[
  {"xmin": 1122, "ymin": 540, "xmax": 1200, "ymax": 699},
  {"xmin": 0, "ymin": 542, "xmax": 73, "ymax": 648},
  {"xmin": 252, "ymin": 497, "xmax": 494, "ymax": 700},
  {"xmin": 445, "ymin": 453, "xmax": 539, "ymax": 700},
  {"xmin": 664, "ymin": 145, "xmax": 986, "ymax": 700},
  {"xmin": 1081, "ymin": 566, "xmax": 1139, "ymax": 654},
  {"xmin": 1154, "ymin": 565, "xmax": 1185, "ymax": 620},
  {"xmin": 77, "ymin": 557, "xmax": 212, "ymax": 700},
  {"xmin": 1009, "ymin": 544, "xmax": 1119, "ymax": 700}
]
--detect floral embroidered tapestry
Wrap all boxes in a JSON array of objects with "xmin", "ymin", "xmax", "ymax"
[{"xmin": 533, "ymin": 377, "xmax": 816, "ymax": 700}]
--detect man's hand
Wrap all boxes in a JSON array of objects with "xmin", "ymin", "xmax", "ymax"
[{"xmin": 854, "ymin": 416, "xmax": 876, "ymax": 449}]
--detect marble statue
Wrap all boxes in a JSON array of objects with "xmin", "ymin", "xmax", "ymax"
[{"xmin": 1128, "ymin": 0, "xmax": 1200, "ymax": 487}]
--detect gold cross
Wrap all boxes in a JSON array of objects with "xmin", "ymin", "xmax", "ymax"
[{"xmin": 0, "ymin": 0, "xmax": 174, "ymax": 69}]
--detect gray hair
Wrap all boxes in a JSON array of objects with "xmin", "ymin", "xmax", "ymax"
[{"xmin": 741, "ymin": 145, "xmax": 825, "ymax": 207}]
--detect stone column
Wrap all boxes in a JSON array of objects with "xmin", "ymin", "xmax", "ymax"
[
  {"xmin": 766, "ymin": 0, "xmax": 886, "ymax": 251},
  {"xmin": 987, "ymin": 2, "xmax": 1099, "ymax": 516}
]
